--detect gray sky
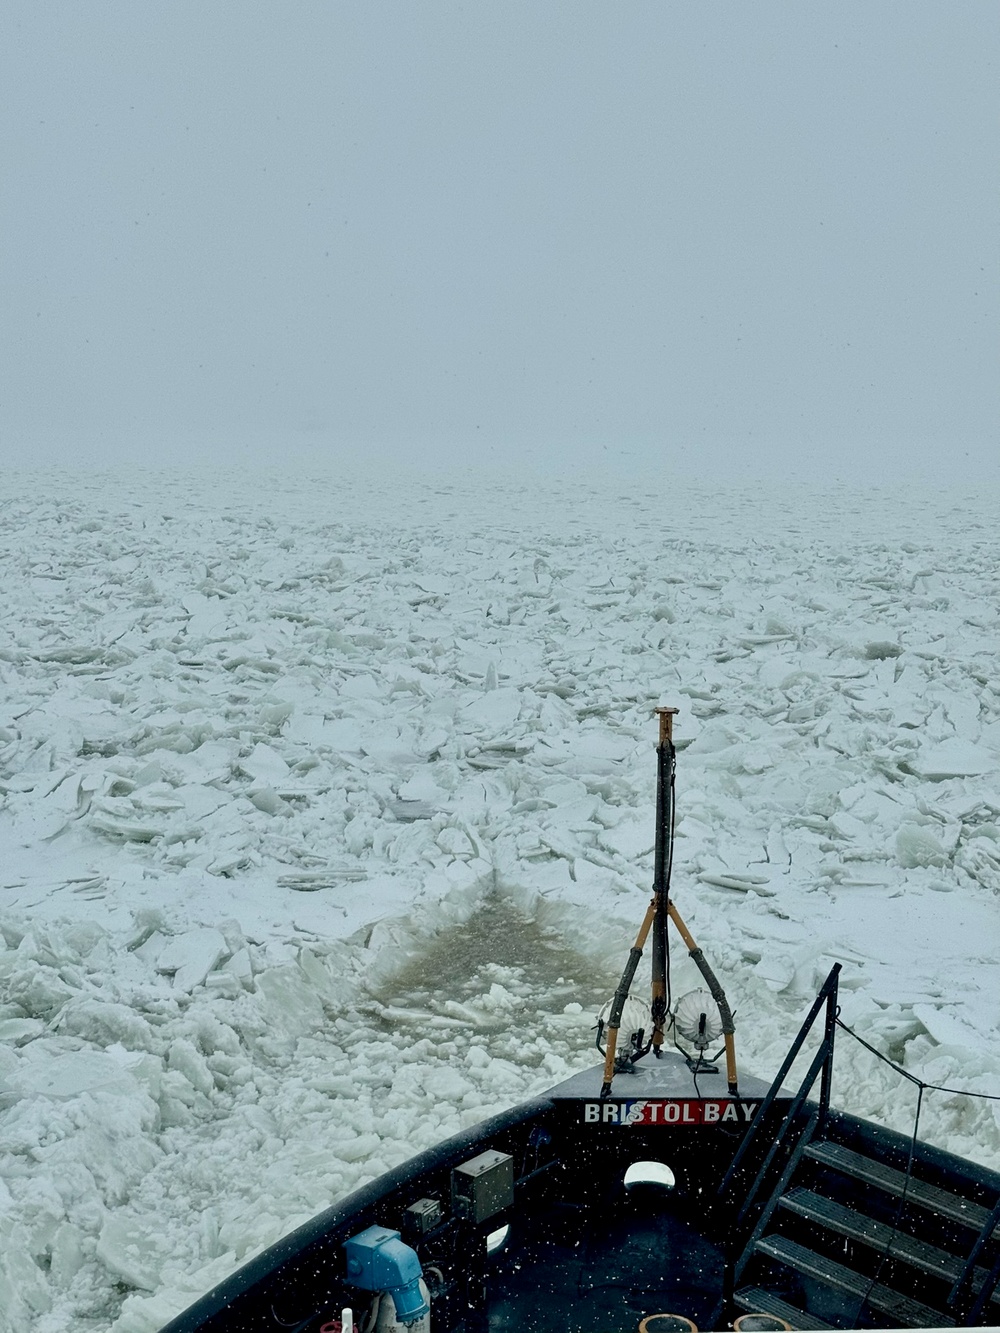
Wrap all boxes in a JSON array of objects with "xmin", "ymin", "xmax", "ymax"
[{"xmin": 2, "ymin": 2, "xmax": 997, "ymax": 478}]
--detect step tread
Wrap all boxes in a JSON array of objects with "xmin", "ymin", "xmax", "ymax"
[
  {"xmin": 804, "ymin": 1142, "xmax": 991, "ymax": 1232},
  {"xmin": 734, "ymin": 1285, "xmax": 834, "ymax": 1330},
  {"xmin": 779, "ymin": 1187, "xmax": 993, "ymax": 1291},
  {"xmin": 754, "ymin": 1234, "xmax": 955, "ymax": 1327}
]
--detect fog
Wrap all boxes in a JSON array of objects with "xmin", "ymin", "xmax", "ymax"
[{"xmin": 2, "ymin": 2, "xmax": 997, "ymax": 481}]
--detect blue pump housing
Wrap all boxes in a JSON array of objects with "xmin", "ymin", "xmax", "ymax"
[{"xmin": 343, "ymin": 1225, "xmax": 429, "ymax": 1325}]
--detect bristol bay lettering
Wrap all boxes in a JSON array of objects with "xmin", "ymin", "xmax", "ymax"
[{"xmin": 581, "ymin": 1099, "xmax": 759, "ymax": 1126}]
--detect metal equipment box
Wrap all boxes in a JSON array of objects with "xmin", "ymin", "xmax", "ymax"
[
  {"xmin": 403, "ymin": 1197, "xmax": 443, "ymax": 1236},
  {"xmin": 451, "ymin": 1149, "xmax": 514, "ymax": 1224}
]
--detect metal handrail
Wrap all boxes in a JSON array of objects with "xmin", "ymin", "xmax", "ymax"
[
  {"xmin": 718, "ymin": 962, "xmax": 841, "ymax": 1204},
  {"xmin": 949, "ymin": 1190, "xmax": 1000, "ymax": 1321},
  {"xmin": 719, "ymin": 964, "xmax": 841, "ymax": 1310},
  {"xmin": 731, "ymin": 1033, "xmax": 833, "ymax": 1232}
]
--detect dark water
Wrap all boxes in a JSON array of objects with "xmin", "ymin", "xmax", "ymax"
[{"xmin": 368, "ymin": 894, "xmax": 618, "ymax": 1037}]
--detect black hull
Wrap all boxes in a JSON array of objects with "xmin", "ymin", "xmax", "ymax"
[{"xmin": 160, "ymin": 1047, "xmax": 1000, "ymax": 1333}]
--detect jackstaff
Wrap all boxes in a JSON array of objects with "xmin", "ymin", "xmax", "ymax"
[{"xmin": 599, "ymin": 706, "xmax": 739, "ymax": 1098}]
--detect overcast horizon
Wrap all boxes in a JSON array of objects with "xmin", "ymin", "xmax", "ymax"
[{"xmin": 2, "ymin": 2, "xmax": 997, "ymax": 481}]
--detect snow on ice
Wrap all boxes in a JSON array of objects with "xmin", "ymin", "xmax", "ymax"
[{"xmin": 0, "ymin": 466, "xmax": 999, "ymax": 1331}]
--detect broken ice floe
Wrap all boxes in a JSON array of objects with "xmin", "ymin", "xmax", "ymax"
[
  {"xmin": 698, "ymin": 871, "xmax": 776, "ymax": 896},
  {"xmin": 154, "ymin": 928, "xmax": 229, "ymax": 991},
  {"xmin": 910, "ymin": 738, "xmax": 998, "ymax": 780},
  {"xmin": 276, "ymin": 869, "xmax": 365, "ymax": 890},
  {"xmin": 4, "ymin": 472, "xmax": 1000, "ymax": 1332}
]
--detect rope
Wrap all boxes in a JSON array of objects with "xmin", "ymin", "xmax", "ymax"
[
  {"xmin": 836, "ymin": 1016, "xmax": 1000, "ymax": 1101},
  {"xmin": 833, "ymin": 1016, "xmax": 1000, "ymax": 1327},
  {"xmin": 848, "ymin": 1082, "xmax": 924, "ymax": 1328}
]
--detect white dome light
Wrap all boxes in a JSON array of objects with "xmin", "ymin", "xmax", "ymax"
[{"xmin": 624, "ymin": 1160, "xmax": 676, "ymax": 1191}]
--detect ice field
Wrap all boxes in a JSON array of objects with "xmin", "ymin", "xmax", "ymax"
[{"xmin": 1, "ymin": 466, "xmax": 999, "ymax": 1332}]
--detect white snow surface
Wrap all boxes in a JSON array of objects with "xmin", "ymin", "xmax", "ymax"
[{"xmin": 1, "ymin": 466, "xmax": 1000, "ymax": 1331}]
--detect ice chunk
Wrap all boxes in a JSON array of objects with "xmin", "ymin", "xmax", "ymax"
[
  {"xmin": 238, "ymin": 742, "xmax": 290, "ymax": 783},
  {"xmin": 10, "ymin": 1051, "xmax": 141, "ymax": 1099},
  {"xmin": 57, "ymin": 999, "xmax": 157, "ymax": 1051},
  {"xmin": 437, "ymin": 826, "xmax": 477, "ymax": 856},
  {"xmin": 0, "ymin": 1227, "xmax": 52, "ymax": 1321},
  {"xmin": 89, "ymin": 812, "xmax": 164, "ymax": 842},
  {"xmin": 684, "ymin": 722, "xmax": 740, "ymax": 755},
  {"xmin": 0, "ymin": 1017, "xmax": 44, "ymax": 1045},
  {"xmin": 864, "ymin": 640, "xmax": 902, "ymax": 659},
  {"xmin": 249, "ymin": 787, "xmax": 290, "ymax": 815},
  {"xmin": 341, "ymin": 674, "xmax": 382, "ymax": 699},
  {"xmin": 288, "ymin": 714, "xmax": 365, "ymax": 750},
  {"xmin": 911, "ymin": 739, "xmax": 997, "ymax": 780},
  {"xmin": 277, "ymin": 869, "xmax": 363, "ymax": 889},
  {"xmin": 599, "ymin": 820, "xmax": 653, "ymax": 860},
  {"xmin": 168, "ymin": 739, "xmax": 239, "ymax": 784},
  {"xmin": 753, "ymin": 953, "xmax": 796, "ymax": 992},
  {"xmin": 0, "ymin": 1043, "xmax": 20, "ymax": 1089},
  {"xmin": 112, "ymin": 1050, "xmax": 165, "ymax": 1101},
  {"xmin": 829, "ymin": 811, "xmax": 868, "ymax": 841},
  {"xmin": 4, "ymin": 962, "xmax": 75, "ymax": 1018},
  {"xmin": 254, "ymin": 964, "xmax": 325, "ymax": 1038},
  {"xmin": 176, "ymin": 784, "xmax": 232, "ymax": 820},
  {"xmin": 96, "ymin": 1216, "xmax": 163, "ymax": 1291},
  {"xmin": 398, "ymin": 769, "xmax": 447, "ymax": 803},
  {"xmin": 167, "ymin": 1038, "xmax": 216, "ymax": 1096},
  {"xmin": 388, "ymin": 799, "xmax": 435, "ymax": 821},
  {"xmin": 155, "ymin": 928, "xmax": 229, "ymax": 990},
  {"xmin": 461, "ymin": 688, "xmax": 521, "ymax": 732},
  {"xmin": 132, "ymin": 929, "xmax": 169, "ymax": 966},
  {"xmin": 412, "ymin": 573, "xmax": 451, "ymax": 595},
  {"xmin": 223, "ymin": 947, "xmax": 253, "ymax": 984},
  {"xmin": 572, "ymin": 731, "xmax": 635, "ymax": 763},
  {"xmin": 912, "ymin": 1004, "xmax": 983, "ymax": 1051},
  {"xmin": 50, "ymin": 1221, "xmax": 85, "ymax": 1283},
  {"xmin": 365, "ymin": 744, "xmax": 423, "ymax": 772},
  {"xmin": 698, "ymin": 872, "xmax": 775, "ymax": 895},
  {"xmin": 896, "ymin": 823, "xmax": 948, "ymax": 868}
]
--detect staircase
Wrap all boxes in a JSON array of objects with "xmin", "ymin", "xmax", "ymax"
[
  {"xmin": 717, "ymin": 966, "xmax": 1000, "ymax": 1329},
  {"xmin": 731, "ymin": 1132, "xmax": 1000, "ymax": 1329}
]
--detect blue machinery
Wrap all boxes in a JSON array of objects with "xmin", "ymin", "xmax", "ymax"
[{"xmin": 343, "ymin": 1225, "xmax": 429, "ymax": 1326}]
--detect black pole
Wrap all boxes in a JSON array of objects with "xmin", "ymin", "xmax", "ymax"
[
  {"xmin": 651, "ymin": 708, "xmax": 677, "ymax": 1054},
  {"xmin": 818, "ymin": 963, "xmax": 841, "ymax": 1127}
]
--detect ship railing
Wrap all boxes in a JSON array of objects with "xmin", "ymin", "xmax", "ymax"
[
  {"xmin": 717, "ymin": 962, "xmax": 842, "ymax": 1251},
  {"xmin": 832, "ymin": 1000, "xmax": 1000, "ymax": 1323},
  {"xmin": 947, "ymin": 1162, "xmax": 1000, "ymax": 1321}
]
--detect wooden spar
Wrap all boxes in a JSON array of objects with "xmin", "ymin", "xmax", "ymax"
[
  {"xmin": 656, "ymin": 706, "xmax": 678, "ymax": 746},
  {"xmin": 599, "ymin": 898, "xmax": 658, "ymax": 1097},
  {"xmin": 668, "ymin": 901, "xmax": 740, "ymax": 1096}
]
